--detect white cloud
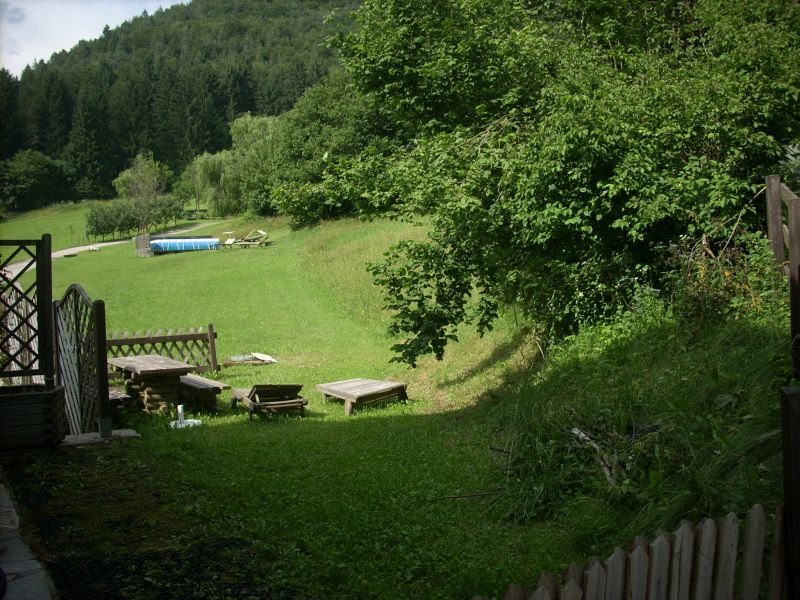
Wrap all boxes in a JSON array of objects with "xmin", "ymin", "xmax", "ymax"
[
  {"xmin": 0, "ymin": 2, "xmax": 26, "ymax": 25},
  {"xmin": 0, "ymin": 0, "xmax": 184, "ymax": 77}
]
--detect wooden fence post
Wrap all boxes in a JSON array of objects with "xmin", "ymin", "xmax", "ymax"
[
  {"xmin": 207, "ymin": 323, "xmax": 219, "ymax": 371},
  {"xmin": 781, "ymin": 387, "xmax": 800, "ymax": 600},
  {"xmin": 786, "ymin": 180, "xmax": 800, "ymax": 380},
  {"xmin": 767, "ymin": 175, "xmax": 784, "ymax": 264},
  {"xmin": 95, "ymin": 299, "xmax": 111, "ymax": 437}
]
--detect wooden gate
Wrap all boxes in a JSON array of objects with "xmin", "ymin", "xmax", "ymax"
[{"xmin": 54, "ymin": 284, "xmax": 109, "ymax": 435}]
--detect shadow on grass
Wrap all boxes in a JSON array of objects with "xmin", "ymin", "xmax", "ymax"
[{"xmin": 437, "ymin": 325, "xmax": 539, "ymax": 389}]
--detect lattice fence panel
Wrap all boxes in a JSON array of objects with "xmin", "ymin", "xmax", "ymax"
[
  {"xmin": 1, "ymin": 240, "xmax": 47, "ymax": 383},
  {"xmin": 106, "ymin": 325, "xmax": 218, "ymax": 377}
]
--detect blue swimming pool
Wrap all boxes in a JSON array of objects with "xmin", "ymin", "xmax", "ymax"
[{"xmin": 150, "ymin": 238, "xmax": 220, "ymax": 253}]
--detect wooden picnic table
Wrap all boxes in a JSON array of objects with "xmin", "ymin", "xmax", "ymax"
[
  {"xmin": 107, "ymin": 354, "xmax": 196, "ymax": 415},
  {"xmin": 315, "ymin": 378, "xmax": 407, "ymax": 415}
]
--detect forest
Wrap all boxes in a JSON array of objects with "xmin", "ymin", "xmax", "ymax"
[{"xmin": 0, "ymin": 0, "xmax": 357, "ymax": 203}]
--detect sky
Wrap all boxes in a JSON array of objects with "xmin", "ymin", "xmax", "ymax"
[{"xmin": 0, "ymin": 0, "xmax": 185, "ymax": 77}]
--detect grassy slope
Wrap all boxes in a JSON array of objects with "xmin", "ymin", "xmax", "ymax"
[
  {"xmin": 3, "ymin": 208, "xmax": 566, "ymax": 599},
  {"xmin": 1, "ymin": 205, "xmax": 789, "ymax": 598},
  {"xmin": 0, "ymin": 202, "xmax": 96, "ymax": 251}
]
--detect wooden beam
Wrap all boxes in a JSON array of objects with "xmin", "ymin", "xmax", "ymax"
[{"xmin": 767, "ymin": 175, "xmax": 784, "ymax": 263}]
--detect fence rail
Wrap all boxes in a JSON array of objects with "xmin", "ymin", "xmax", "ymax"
[
  {"xmin": 481, "ymin": 504, "xmax": 784, "ymax": 600},
  {"xmin": 106, "ymin": 324, "xmax": 219, "ymax": 377}
]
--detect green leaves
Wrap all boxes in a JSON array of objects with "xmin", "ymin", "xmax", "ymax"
[{"xmin": 325, "ymin": 0, "xmax": 800, "ymax": 366}]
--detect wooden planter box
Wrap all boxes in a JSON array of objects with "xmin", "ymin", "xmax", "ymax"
[{"xmin": 0, "ymin": 384, "xmax": 67, "ymax": 450}]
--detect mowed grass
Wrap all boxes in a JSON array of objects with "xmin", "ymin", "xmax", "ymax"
[
  {"xmin": 2, "ymin": 209, "xmax": 569, "ymax": 599},
  {"xmin": 1, "ymin": 202, "xmax": 97, "ymax": 250}
]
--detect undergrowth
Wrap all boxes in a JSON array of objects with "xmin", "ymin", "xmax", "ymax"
[{"xmin": 497, "ymin": 232, "xmax": 789, "ymax": 554}]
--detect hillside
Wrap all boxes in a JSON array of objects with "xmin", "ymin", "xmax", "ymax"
[{"xmin": 0, "ymin": 0, "xmax": 358, "ymax": 199}]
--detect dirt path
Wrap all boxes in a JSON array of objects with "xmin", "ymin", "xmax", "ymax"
[{"xmin": 4, "ymin": 223, "xmax": 215, "ymax": 279}]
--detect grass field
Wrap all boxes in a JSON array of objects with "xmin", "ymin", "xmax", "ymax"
[
  {"xmin": 0, "ymin": 202, "xmax": 98, "ymax": 250},
  {"xmin": 1, "ymin": 207, "xmax": 564, "ymax": 599},
  {"xmin": 1, "ymin": 204, "xmax": 788, "ymax": 599}
]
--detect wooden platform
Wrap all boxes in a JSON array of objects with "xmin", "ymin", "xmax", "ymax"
[{"xmin": 315, "ymin": 378, "xmax": 407, "ymax": 415}]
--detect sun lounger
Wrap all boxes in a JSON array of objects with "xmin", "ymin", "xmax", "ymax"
[
  {"xmin": 230, "ymin": 384, "xmax": 307, "ymax": 419},
  {"xmin": 236, "ymin": 229, "xmax": 272, "ymax": 248}
]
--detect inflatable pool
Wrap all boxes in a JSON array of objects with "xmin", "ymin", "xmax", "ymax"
[{"xmin": 150, "ymin": 238, "xmax": 220, "ymax": 253}]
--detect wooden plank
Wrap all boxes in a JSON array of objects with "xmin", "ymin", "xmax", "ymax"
[
  {"xmin": 781, "ymin": 387, "xmax": 800, "ymax": 600},
  {"xmin": 107, "ymin": 331, "xmax": 209, "ymax": 345},
  {"xmin": 107, "ymin": 354, "xmax": 194, "ymax": 376},
  {"xmin": 207, "ymin": 323, "xmax": 219, "ymax": 371},
  {"xmin": 563, "ymin": 563, "xmax": 582, "ymax": 584},
  {"xmin": 627, "ymin": 545, "xmax": 649, "ymax": 600},
  {"xmin": 604, "ymin": 548, "xmax": 627, "ymax": 600},
  {"xmin": 0, "ymin": 423, "xmax": 61, "ymax": 437},
  {"xmin": 180, "ymin": 373, "xmax": 230, "ymax": 390},
  {"xmin": 767, "ymin": 175, "xmax": 784, "ymax": 263},
  {"xmin": 314, "ymin": 378, "xmax": 407, "ymax": 402},
  {"xmin": 559, "ymin": 580, "xmax": 582, "ymax": 600},
  {"xmin": 583, "ymin": 560, "xmax": 606, "ymax": 600},
  {"xmin": 782, "ymin": 182, "xmax": 800, "ymax": 205},
  {"xmin": 669, "ymin": 521, "xmax": 694, "ymax": 600},
  {"xmin": 248, "ymin": 398, "xmax": 308, "ymax": 410},
  {"xmin": 693, "ymin": 518, "xmax": 717, "ymax": 600},
  {"xmin": 536, "ymin": 571, "xmax": 559, "ymax": 599},
  {"xmin": 739, "ymin": 504, "xmax": 766, "ymax": 600},
  {"xmin": 530, "ymin": 587, "xmax": 554, "ymax": 600},
  {"xmin": 713, "ymin": 513, "xmax": 739, "ymax": 600},
  {"xmin": 648, "ymin": 535, "xmax": 670, "ymax": 600},
  {"xmin": 765, "ymin": 504, "xmax": 785, "ymax": 600},
  {"xmin": 1, "ymin": 413, "xmax": 60, "ymax": 427}
]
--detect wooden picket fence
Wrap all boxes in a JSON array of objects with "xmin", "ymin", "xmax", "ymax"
[
  {"xmin": 106, "ymin": 324, "xmax": 219, "ymax": 377},
  {"xmin": 479, "ymin": 504, "xmax": 785, "ymax": 600}
]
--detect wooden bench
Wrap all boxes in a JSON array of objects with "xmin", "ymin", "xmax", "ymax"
[
  {"xmin": 179, "ymin": 373, "xmax": 230, "ymax": 412},
  {"xmin": 315, "ymin": 378, "xmax": 407, "ymax": 415}
]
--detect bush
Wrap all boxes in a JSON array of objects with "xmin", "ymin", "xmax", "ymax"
[
  {"xmin": 0, "ymin": 149, "xmax": 72, "ymax": 211},
  {"xmin": 332, "ymin": 0, "xmax": 800, "ymax": 366}
]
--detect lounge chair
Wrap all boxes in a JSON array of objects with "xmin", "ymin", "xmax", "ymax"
[
  {"xmin": 236, "ymin": 229, "xmax": 271, "ymax": 248},
  {"xmin": 220, "ymin": 231, "xmax": 236, "ymax": 248},
  {"xmin": 230, "ymin": 384, "xmax": 307, "ymax": 419}
]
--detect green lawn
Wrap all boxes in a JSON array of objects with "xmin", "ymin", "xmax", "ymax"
[
  {"xmin": 0, "ymin": 202, "xmax": 97, "ymax": 251},
  {"xmin": 1, "ymin": 208, "xmax": 568, "ymax": 599}
]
